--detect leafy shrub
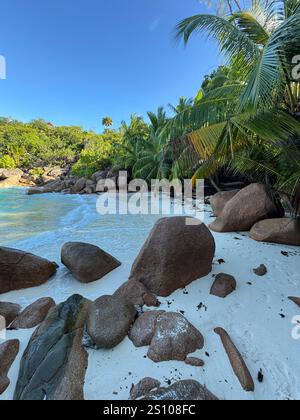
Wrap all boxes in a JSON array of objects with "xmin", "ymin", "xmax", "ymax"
[{"xmin": 0, "ymin": 154, "xmax": 16, "ymax": 168}]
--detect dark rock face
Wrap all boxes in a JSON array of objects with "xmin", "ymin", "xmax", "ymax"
[
  {"xmin": 114, "ymin": 280, "xmax": 159, "ymax": 308},
  {"xmin": 147, "ymin": 312, "xmax": 204, "ymax": 362},
  {"xmin": 210, "ymin": 183, "xmax": 284, "ymax": 233},
  {"xmin": 61, "ymin": 242, "xmax": 121, "ymax": 283},
  {"xmin": 129, "ymin": 217, "xmax": 215, "ymax": 297},
  {"xmin": 130, "ymin": 378, "xmax": 161, "ymax": 400},
  {"xmin": 250, "ymin": 218, "xmax": 300, "ymax": 246},
  {"xmin": 14, "ymin": 294, "xmax": 91, "ymax": 400},
  {"xmin": 214, "ymin": 327, "xmax": 254, "ymax": 392},
  {"xmin": 86, "ymin": 295, "xmax": 137, "ymax": 349},
  {"xmin": 0, "ymin": 339, "xmax": 20, "ymax": 395},
  {"xmin": 210, "ymin": 190, "xmax": 240, "ymax": 217},
  {"xmin": 253, "ymin": 264, "xmax": 268, "ymax": 277},
  {"xmin": 0, "ymin": 247, "xmax": 57, "ymax": 294},
  {"xmin": 128, "ymin": 311, "xmax": 165, "ymax": 347},
  {"xmin": 137, "ymin": 380, "xmax": 218, "ymax": 401},
  {"xmin": 0, "ymin": 302, "xmax": 21, "ymax": 326},
  {"xmin": 9, "ymin": 297, "xmax": 56, "ymax": 330},
  {"xmin": 210, "ymin": 273, "xmax": 237, "ymax": 298}
]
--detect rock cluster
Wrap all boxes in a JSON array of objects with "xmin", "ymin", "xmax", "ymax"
[
  {"xmin": 210, "ymin": 183, "xmax": 284, "ymax": 233},
  {"xmin": 0, "ymin": 169, "xmax": 34, "ymax": 188},
  {"xmin": 27, "ymin": 167, "xmax": 120, "ymax": 195}
]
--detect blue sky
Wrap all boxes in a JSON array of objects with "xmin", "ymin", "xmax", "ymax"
[{"xmin": 0, "ymin": 0, "xmax": 221, "ymax": 131}]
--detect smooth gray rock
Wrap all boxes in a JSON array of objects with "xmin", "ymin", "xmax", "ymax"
[
  {"xmin": 14, "ymin": 294, "xmax": 91, "ymax": 400},
  {"xmin": 86, "ymin": 295, "xmax": 136, "ymax": 349}
]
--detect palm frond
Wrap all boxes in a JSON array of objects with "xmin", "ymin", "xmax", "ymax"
[{"xmin": 175, "ymin": 14, "xmax": 260, "ymax": 68}]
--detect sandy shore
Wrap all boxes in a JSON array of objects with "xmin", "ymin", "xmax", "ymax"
[{"xmin": 1, "ymin": 204, "xmax": 300, "ymax": 401}]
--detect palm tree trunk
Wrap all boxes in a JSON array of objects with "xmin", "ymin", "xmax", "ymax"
[{"xmin": 226, "ymin": 0, "xmax": 233, "ymax": 14}]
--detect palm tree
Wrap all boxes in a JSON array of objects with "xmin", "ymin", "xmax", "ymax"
[
  {"xmin": 168, "ymin": 97, "xmax": 193, "ymax": 115},
  {"xmin": 102, "ymin": 116, "xmax": 113, "ymax": 129},
  {"xmin": 133, "ymin": 108, "xmax": 172, "ymax": 181},
  {"xmin": 164, "ymin": 0, "xmax": 300, "ymax": 212}
]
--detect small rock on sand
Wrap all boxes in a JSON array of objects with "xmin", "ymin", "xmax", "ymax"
[
  {"xmin": 185, "ymin": 357, "xmax": 205, "ymax": 367},
  {"xmin": 210, "ymin": 273, "xmax": 236, "ymax": 298},
  {"xmin": 253, "ymin": 264, "xmax": 268, "ymax": 276}
]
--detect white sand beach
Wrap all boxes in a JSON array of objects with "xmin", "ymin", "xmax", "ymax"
[{"xmin": 0, "ymin": 189, "xmax": 300, "ymax": 401}]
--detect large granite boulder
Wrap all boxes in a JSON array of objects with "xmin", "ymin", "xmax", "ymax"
[
  {"xmin": 128, "ymin": 311, "xmax": 165, "ymax": 347},
  {"xmin": 210, "ymin": 190, "xmax": 240, "ymax": 217},
  {"xmin": 114, "ymin": 280, "xmax": 159, "ymax": 308},
  {"xmin": 0, "ymin": 247, "xmax": 57, "ymax": 294},
  {"xmin": 129, "ymin": 217, "xmax": 215, "ymax": 297},
  {"xmin": 147, "ymin": 312, "xmax": 204, "ymax": 362},
  {"xmin": 0, "ymin": 302, "xmax": 21, "ymax": 326},
  {"xmin": 0, "ymin": 339, "xmax": 20, "ymax": 395},
  {"xmin": 130, "ymin": 378, "xmax": 161, "ymax": 400},
  {"xmin": 210, "ymin": 183, "xmax": 284, "ymax": 233},
  {"xmin": 14, "ymin": 294, "xmax": 91, "ymax": 400},
  {"xmin": 61, "ymin": 242, "xmax": 121, "ymax": 283},
  {"xmin": 9, "ymin": 297, "xmax": 56, "ymax": 330},
  {"xmin": 136, "ymin": 380, "xmax": 218, "ymax": 401},
  {"xmin": 86, "ymin": 295, "xmax": 136, "ymax": 349},
  {"xmin": 250, "ymin": 218, "xmax": 300, "ymax": 246}
]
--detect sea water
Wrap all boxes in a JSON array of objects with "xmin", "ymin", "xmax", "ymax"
[{"xmin": 0, "ymin": 188, "xmax": 173, "ymax": 305}]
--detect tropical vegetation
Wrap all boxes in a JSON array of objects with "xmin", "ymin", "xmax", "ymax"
[
  {"xmin": 1, "ymin": 0, "xmax": 299, "ymax": 214},
  {"xmin": 163, "ymin": 0, "xmax": 300, "ymax": 214}
]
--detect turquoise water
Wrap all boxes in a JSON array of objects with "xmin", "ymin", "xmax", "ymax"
[
  {"xmin": 0, "ymin": 188, "xmax": 161, "ymax": 266},
  {"xmin": 0, "ymin": 188, "xmax": 203, "ymax": 305}
]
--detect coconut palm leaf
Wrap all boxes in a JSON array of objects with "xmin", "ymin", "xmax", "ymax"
[
  {"xmin": 239, "ymin": 12, "xmax": 300, "ymax": 111},
  {"xmin": 175, "ymin": 14, "xmax": 260, "ymax": 68},
  {"xmin": 161, "ymin": 84, "xmax": 242, "ymax": 141}
]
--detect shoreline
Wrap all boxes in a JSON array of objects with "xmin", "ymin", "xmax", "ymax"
[{"xmin": 0, "ymin": 190, "xmax": 300, "ymax": 400}]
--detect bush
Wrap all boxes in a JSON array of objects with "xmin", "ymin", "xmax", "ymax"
[
  {"xmin": 72, "ymin": 130, "xmax": 123, "ymax": 178},
  {"xmin": 0, "ymin": 155, "xmax": 16, "ymax": 168}
]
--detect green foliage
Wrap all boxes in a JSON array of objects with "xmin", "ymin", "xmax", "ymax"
[
  {"xmin": 0, "ymin": 154, "xmax": 16, "ymax": 168},
  {"xmin": 112, "ymin": 115, "xmax": 150, "ymax": 171},
  {"xmin": 29, "ymin": 167, "xmax": 44, "ymax": 179},
  {"xmin": 170, "ymin": 0, "xmax": 300, "ymax": 212},
  {"xmin": 0, "ymin": 118, "xmax": 90, "ymax": 170},
  {"xmin": 72, "ymin": 130, "xmax": 123, "ymax": 178}
]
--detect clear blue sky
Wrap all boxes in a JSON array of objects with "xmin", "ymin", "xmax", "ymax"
[{"xmin": 0, "ymin": 0, "xmax": 221, "ymax": 131}]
